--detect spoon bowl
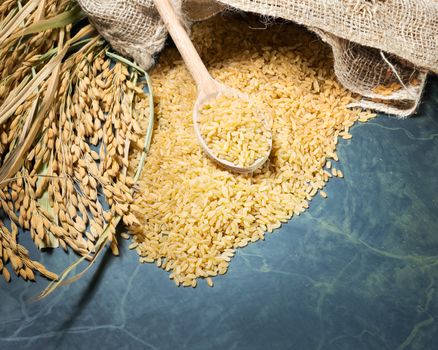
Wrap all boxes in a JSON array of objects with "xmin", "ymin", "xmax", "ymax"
[{"xmin": 193, "ymin": 84, "xmax": 272, "ymax": 173}]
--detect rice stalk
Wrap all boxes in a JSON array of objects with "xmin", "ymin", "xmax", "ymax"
[
  {"xmin": 0, "ymin": 1, "xmax": 154, "ymax": 287},
  {"xmin": 36, "ymin": 54, "xmax": 155, "ymax": 299}
]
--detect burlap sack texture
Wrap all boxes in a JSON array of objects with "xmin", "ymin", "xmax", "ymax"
[{"xmin": 77, "ymin": 0, "xmax": 438, "ymax": 117}]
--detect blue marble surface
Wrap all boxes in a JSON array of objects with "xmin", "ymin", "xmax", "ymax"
[{"xmin": 1, "ymin": 76, "xmax": 437, "ymax": 350}]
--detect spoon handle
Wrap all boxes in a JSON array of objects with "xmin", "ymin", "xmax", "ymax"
[{"xmin": 153, "ymin": 0, "xmax": 217, "ymax": 96}]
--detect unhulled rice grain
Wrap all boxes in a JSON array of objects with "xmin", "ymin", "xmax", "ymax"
[{"xmin": 130, "ymin": 15, "xmax": 375, "ymax": 287}]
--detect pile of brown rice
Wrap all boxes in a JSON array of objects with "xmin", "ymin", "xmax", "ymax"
[
  {"xmin": 198, "ymin": 93, "xmax": 271, "ymax": 167},
  {"xmin": 129, "ymin": 15, "xmax": 374, "ymax": 287}
]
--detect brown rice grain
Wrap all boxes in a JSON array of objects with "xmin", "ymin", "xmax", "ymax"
[{"xmin": 130, "ymin": 15, "xmax": 374, "ymax": 287}]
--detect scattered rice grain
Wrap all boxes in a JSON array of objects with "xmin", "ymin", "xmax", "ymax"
[{"xmin": 130, "ymin": 15, "xmax": 374, "ymax": 287}]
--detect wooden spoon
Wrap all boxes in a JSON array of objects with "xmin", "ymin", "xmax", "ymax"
[{"xmin": 153, "ymin": 0, "xmax": 272, "ymax": 173}]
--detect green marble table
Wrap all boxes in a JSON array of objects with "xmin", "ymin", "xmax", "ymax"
[{"xmin": 0, "ymin": 76, "xmax": 437, "ymax": 350}]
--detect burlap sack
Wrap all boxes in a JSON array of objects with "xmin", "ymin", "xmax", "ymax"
[{"xmin": 77, "ymin": 0, "xmax": 438, "ymax": 117}]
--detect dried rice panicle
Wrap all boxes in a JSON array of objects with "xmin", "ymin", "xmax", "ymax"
[
  {"xmin": 0, "ymin": 0, "xmax": 71, "ymax": 106},
  {"xmin": 199, "ymin": 93, "xmax": 271, "ymax": 167},
  {"xmin": 130, "ymin": 15, "xmax": 375, "ymax": 287},
  {"xmin": 0, "ymin": 1, "xmax": 148, "ymax": 283}
]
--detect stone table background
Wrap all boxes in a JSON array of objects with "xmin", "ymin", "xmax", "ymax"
[{"xmin": 0, "ymin": 77, "xmax": 437, "ymax": 350}]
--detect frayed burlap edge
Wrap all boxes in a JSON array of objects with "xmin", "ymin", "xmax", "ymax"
[{"xmin": 77, "ymin": 0, "xmax": 437, "ymax": 117}]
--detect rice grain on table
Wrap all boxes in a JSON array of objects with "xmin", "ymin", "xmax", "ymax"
[{"xmin": 130, "ymin": 16, "xmax": 375, "ymax": 287}]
